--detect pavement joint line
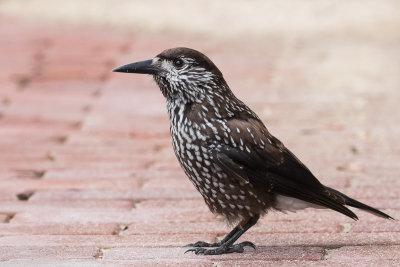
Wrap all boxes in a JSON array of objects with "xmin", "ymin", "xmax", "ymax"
[{"xmin": 13, "ymin": 169, "xmax": 46, "ymax": 179}]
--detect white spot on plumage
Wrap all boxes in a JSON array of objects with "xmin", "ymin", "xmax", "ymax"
[
  {"xmin": 201, "ymin": 171, "xmax": 210, "ymax": 178},
  {"xmin": 217, "ymin": 173, "xmax": 227, "ymax": 179},
  {"xmin": 230, "ymin": 136, "xmax": 236, "ymax": 147},
  {"xmin": 186, "ymin": 150, "xmax": 194, "ymax": 160}
]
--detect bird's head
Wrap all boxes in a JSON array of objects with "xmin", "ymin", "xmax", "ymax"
[{"xmin": 113, "ymin": 47, "xmax": 228, "ymax": 104}]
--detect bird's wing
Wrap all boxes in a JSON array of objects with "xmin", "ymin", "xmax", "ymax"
[{"xmin": 208, "ymin": 117, "xmax": 358, "ymax": 219}]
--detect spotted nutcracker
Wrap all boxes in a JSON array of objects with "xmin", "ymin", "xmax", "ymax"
[{"xmin": 113, "ymin": 47, "xmax": 393, "ymax": 255}]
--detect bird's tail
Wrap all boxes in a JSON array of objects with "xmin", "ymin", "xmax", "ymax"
[{"xmin": 325, "ymin": 186, "xmax": 394, "ymax": 220}]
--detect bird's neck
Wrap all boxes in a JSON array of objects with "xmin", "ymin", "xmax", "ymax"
[
  {"xmin": 166, "ymin": 89, "xmax": 243, "ymax": 124},
  {"xmin": 163, "ymin": 79, "xmax": 255, "ymax": 124}
]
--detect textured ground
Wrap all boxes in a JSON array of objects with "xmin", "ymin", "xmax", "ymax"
[{"xmin": 0, "ymin": 1, "xmax": 400, "ymax": 266}]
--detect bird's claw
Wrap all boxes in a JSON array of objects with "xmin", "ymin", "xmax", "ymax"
[
  {"xmin": 184, "ymin": 241, "xmax": 220, "ymax": 247},
  {"xmin": 184, "ymin": 241, "xmax": 256, "ymax": 255}
]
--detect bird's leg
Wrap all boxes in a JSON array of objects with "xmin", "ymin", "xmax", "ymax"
[{"xmin": 185, "ymin": 214, "xmax": 259, "ymax": 255}]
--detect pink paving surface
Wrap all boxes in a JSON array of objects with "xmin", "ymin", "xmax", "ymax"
[{"xmin": 0, "ymin": 15, "xmax": 399, "ymax": 266}]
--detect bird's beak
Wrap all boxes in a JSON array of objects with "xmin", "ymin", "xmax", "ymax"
[{"xmin": 112, "ymin": 59, "xmax": 162, "ymax": 75}]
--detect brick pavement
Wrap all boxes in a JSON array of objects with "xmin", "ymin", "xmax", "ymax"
[{"xmin": 0, "ymin": 15, "xmax": 399, "ymax": 266}]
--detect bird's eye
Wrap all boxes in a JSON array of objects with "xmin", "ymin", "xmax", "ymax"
[{"xmin": 173, "ymin": 58, "xmax": 184, "ymax": 68}]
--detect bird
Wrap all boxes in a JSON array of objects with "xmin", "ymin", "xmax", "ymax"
[{"xmin": 113, "ymin": 47, "xmax": 393, "ymax": 255}]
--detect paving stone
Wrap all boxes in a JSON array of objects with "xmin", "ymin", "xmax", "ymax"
[
  {"xmin": 101, "ymin": 246, "xmax": 324, "ymax": 261},
  {"xmin": 0, "ymin": 222, "xmax": 122, "ymax": 235},
  {"xmin": 250, "ymin": 232, "xmax": 400, "ymax": 247},
  {"xmin": 0, "ymin": 246, "xmax": 99, "ymax": 261},
  {"xmin": 326, "ymin": 245, "xmax": 400, "ymax": 260},
  {"xmin": 0, "ymin": 234, "xmax": 216, "ymax": 248}
]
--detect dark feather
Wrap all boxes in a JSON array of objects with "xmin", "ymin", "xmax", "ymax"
[{"xmin": 325, "ymin": 186, "xmax": 394, "ymax": 219}]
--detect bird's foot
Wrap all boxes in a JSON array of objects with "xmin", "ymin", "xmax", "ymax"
[
  {"xmin": 185, "ymin": 241, "xmax": 256, "ymax": 255},
  {"xmin": 184, "ymin": 241, "xmax": 221, "ymax": 248}
]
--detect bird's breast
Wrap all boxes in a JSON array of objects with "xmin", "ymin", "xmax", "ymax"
[{"xmin": 166, "ymin": 103, "xmax": 275, "ymax": 222}]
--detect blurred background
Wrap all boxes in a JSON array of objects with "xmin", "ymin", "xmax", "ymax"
[
  {"xmin": 1, "ymin": 0, "xmax": 399, "ymax": 181},
  {"xmin": 0, "ymin": 0, "xmax": 399, "ymax": 264}
]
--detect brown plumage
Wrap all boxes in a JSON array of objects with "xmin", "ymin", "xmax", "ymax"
[{"xmin": 113, "ymin": 47, "xmax": 393, "ymax": 255}]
